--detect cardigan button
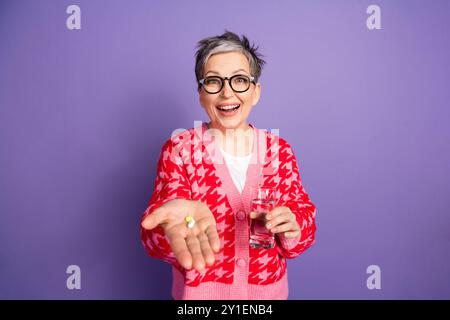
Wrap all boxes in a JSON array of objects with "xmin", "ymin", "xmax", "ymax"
[
  {"xmin": 236, "ymin": 258, "xmax": 246, "ymax": 267},
  {"xmin": 236, "ymin": 211, "xmax": 246, "ymax": 221}
]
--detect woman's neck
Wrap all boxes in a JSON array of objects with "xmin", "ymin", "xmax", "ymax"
[{"xmin": 207, "ymin": 122, "xmax": 254, "ymax": 157}]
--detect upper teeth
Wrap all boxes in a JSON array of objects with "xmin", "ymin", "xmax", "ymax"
[{"xmin": 218, "ymin": 105, "xmax": 239, "ymax": 110}]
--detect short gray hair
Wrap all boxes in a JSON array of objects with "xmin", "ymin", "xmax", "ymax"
[{"xmin": 195, "ymin": 31, "xmax": 266, "ymax": 90}]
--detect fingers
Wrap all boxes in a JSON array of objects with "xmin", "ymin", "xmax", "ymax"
[
  {"xmin": 186, "ymin": 233, "xmax": 206, "ymax": 272},
  {"xmin": 204, "ymin": 224, "xmax": 221, "ymax": 253},
  {"xmin": 266, "ymin": 209, "xmax": 299, "ymax": 234},
  {"xmin": 141, "ymin": 207, "xmax": 167, "ymax": 230},
  {"xmin": 266, "ymin": 211, "xmax": 293, "ymax": 228},
  {"xmin": 168, "ymin": 233, "xmax": 193, "ymax": 270},
  {"xmin": 198, "ymin": 232, "xmax": 215, "ymax": 266},
  {"xmin": 167, "ymin": 224, "xmax": 217, "ymax": 272},
  {"xmin": 196, "ymin": 213, "xmax": 220, "ymax": 253},
  {"xmin": 266, "ymin": 206, "xmax": 291, "ymax": 220},
  {"xmin": 270, "ymin": 221, "xmax": 297, "ymax": 234},
  {"xmin": 147, "ymin": 200, "xmax": 221, "ymax": 272}
]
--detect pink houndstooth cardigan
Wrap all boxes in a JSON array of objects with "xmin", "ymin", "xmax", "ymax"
[{"xmin": 141, "ymin": 123, "xmax": 316, "ymax": 299}]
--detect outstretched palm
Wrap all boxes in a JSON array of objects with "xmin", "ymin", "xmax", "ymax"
[{"xmin": 141, "ymin": 199, "xmax": 220, "ymax": 272}]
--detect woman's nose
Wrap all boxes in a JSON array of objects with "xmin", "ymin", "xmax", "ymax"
[{"xmin": 220, "ymin": 80, "xmax": 234, "ymax": 98}]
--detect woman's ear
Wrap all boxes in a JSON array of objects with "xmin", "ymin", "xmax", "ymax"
[{"xmin": 252, "ymin": 82, "xmax": 261, "ymax": 106}]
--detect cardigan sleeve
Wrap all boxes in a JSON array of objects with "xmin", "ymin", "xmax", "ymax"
[
  {"xmin": 140, "ymin": 137, "xmax": 192, "ymax": 266},
  {"xmin": 276, "ymin": 141, "xmax": 317, "ymax": 259}
]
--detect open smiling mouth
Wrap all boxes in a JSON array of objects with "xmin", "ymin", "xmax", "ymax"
[{"xmin": 216, "ymin": 104, "xmax": 241, "ymax": 114}]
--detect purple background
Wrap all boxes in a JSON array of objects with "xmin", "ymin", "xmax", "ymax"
[{"xmin": 1, "ymin": 0, "xmax": 449, "ymax": 299}]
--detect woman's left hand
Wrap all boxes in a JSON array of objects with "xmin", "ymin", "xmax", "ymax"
[{"xmin": 250, "ymin": 206, "xmax": 300, "ymax": 239}]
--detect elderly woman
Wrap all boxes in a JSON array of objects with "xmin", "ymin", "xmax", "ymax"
[{"xmin": 140, "ymin": 31, "xmax": 316, "ymax": 300}]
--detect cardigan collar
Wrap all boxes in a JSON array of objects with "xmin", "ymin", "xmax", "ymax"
[{"xmin": 198, "ymin": 122, "xmax": 267, "ymax": 212}]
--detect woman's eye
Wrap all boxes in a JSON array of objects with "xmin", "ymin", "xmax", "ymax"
[
  {"xmin": 235, "ymin": 77, "xmax": 248, "ymax": 83},
  {"xmin": 206, "ymin": 79, "xmax": 220, "ymax": 85}
]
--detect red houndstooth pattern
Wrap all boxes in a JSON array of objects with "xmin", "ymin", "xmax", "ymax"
[{"xmin": 141, "ymin": 124, "xmax": 316, "ymax": 287}]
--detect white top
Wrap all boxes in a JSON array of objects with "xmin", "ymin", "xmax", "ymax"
[{"xmin": 219, "ymin": 147, "xmax": 252, "ymax": 194}]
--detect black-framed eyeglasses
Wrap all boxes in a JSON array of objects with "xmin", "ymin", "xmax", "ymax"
[{"xmin": 199, "ymin": 74, "xmax": 255, "ymax": 94}]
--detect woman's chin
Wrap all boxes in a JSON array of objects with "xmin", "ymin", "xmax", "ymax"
[{"xmin": 213, "ymin": 119, "xmax": 247, "ymax": 131}]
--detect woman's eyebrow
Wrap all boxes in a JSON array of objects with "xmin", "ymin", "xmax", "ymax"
[{"xmin": 204, "ymin": 70, "xmax": 220, "ymax": 76}]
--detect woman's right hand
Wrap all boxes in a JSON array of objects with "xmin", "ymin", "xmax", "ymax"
[{"xmin": 141, "ymin": 199, "xmax": 220, "ymax": 272}]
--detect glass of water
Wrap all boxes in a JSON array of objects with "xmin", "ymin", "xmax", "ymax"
[{"xmin": 250, "ymin": 186, "xmax": 276, "ymax": 249}]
